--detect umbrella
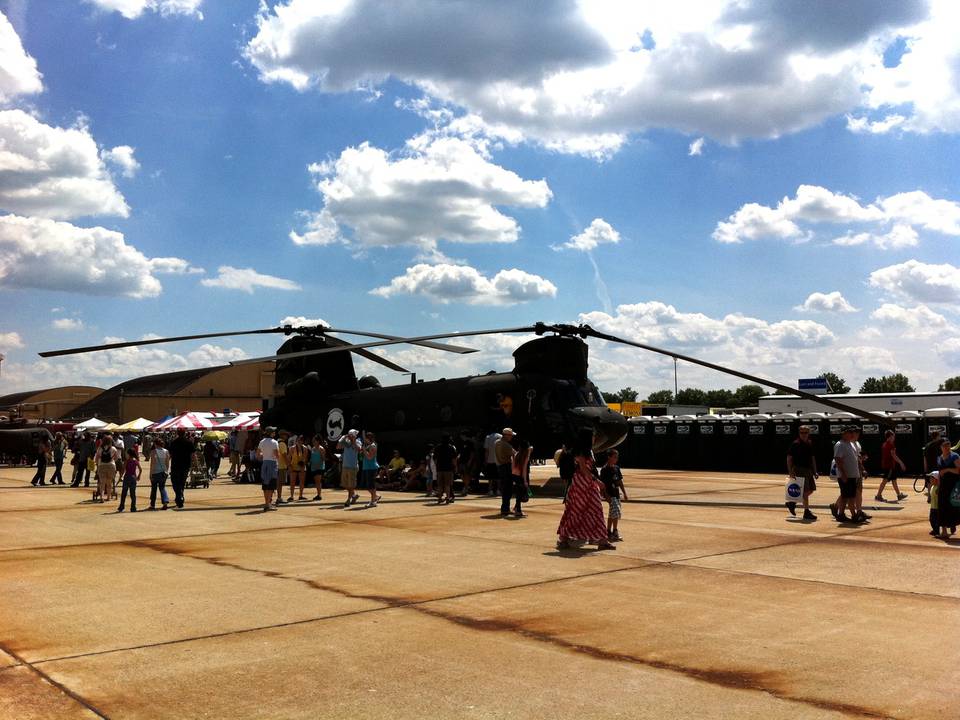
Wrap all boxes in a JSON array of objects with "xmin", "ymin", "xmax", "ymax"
[
  {"xmin": 74, "ymin": 417, "xmax": 108, "ymax": 430},
  {"xmin": 202, "ymin": 430, "xmax": 228, "ymax": 441},
  {"xmin": 115, "ymin": 417, "xmax": 154, "ymax": 432}
]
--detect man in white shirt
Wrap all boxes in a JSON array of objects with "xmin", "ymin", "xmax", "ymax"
[
  {"xmin": 257, "ymin": 427, "xmax": 280, "ymax": 511},
  {"xmin": 831, "ymin": 427, "xmax": 862, "ymax": 523},
  {"xmin": 483, "ymin": 430, "xmax": 502, "ymax": 495}
]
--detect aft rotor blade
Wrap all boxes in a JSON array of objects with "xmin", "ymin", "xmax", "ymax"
[
  {"xmin": 231, "ymin": 326, "xmax": 539, "ymax": 366},
  {"xmin": 582, "ymin": 326, "xmax": 892, "ymax": 424},
  {"xmin": 321, "ymin": 336, "xmax": 409, "ymax": 374},
  {"xmin": 323, "ymin": 328, "xmax": 476, "ymax": 354},
  {"xmin": 38, "ymin": 328, "xmax": 285, "ymax": 358}
]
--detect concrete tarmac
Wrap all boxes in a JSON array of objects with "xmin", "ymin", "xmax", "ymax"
[{"xmin": 1, "ymin": 464, "xmax": 957, "ymax": 719}]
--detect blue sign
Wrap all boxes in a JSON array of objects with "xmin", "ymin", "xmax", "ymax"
[{"xmin": 798, "ymin": 378, "xmax": 829, "ymax": 391}]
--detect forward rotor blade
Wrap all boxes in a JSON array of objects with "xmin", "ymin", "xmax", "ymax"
[
  {"xmin": 321, "ymin": 336, "xmax": 409, "ymax": 374},
  {"xmin": 38, "ymin": 328, "xmax": 285, "ymax": 358},
  {"xmin": 321, "ymin": 328, "xmax": 476, "ymax": 354},
  {"xmin": 231, "ymin": 326, "xmax": 539, "ymax": 366},
  {"xmin": 581, "ymin": 326, "xmax": 892, "ymax": 424}
]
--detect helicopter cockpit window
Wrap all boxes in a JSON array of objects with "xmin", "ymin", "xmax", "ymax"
[{"xmin": 394, "ymin": 410, "xmax": 406, "ymax": 427}]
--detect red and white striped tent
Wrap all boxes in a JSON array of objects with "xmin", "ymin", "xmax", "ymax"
[
  {"xmin": 236, "ymin": 413, "xmax": 261, "ymax": 430},
  {"xmin": 214, "ymin": 412, "xmax": 260, "ymax": 429},
  {"xmin": 151, "ymin": 412, "xmax": 215, "ymax": 431}
]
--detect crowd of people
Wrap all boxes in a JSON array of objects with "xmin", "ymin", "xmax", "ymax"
[{"xmin": 785, "ymin": 423, "xmax": 959, "ymax": 539}]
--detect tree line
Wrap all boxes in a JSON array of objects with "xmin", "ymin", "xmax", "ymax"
[{"xmin": 601, "ymin": 372, "xmax": 960, "ymax": 408}]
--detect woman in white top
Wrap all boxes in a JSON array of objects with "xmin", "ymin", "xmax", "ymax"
[
  {"xmin": 96, "ymin": 434, "xmax": 121, "ymax": 502},
  {"xmin": 149, "ymin": 438, "xmax": 171, "ymax": 510}
]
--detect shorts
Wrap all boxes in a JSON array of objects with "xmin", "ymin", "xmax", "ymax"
[
  {"xmin": 436, "ymin": 470, "xmax": 454, "ymax": 489},
  {"xmin": 230, "ymin": 451, "xmax": 240, "ymax": 465},
  {"xmin": 608, "ymin": 496, "xmax": 622, "ymax": 520},
  {"xmin": 341, "ymin": 466, "xmax": 358, "ymax": 490},
  {"xmin": 310, "ymin": 467, "xmax": 325, "ymax": 483},
  {"xmin": 884, "ymin": 466, "xmax": 899, "ymax": 482},
  {"xmin": 277, "ymin": 467, "xmax": 287, "ymax": 486},
  {"xmin": 838, "ymin": 477, "xmax": 858, "ymax": 499},
  {"xmin": 793, "ymin": 466, "xmax": 816, "ymax": 494},
  {"xmin": 260, "ymin": 460, "xmax": 278, "ymax": 487}
]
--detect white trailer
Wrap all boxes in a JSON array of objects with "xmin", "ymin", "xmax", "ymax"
[{"xmin": 759, "ymin": 392, "xmax": 960, "ymax": 414}]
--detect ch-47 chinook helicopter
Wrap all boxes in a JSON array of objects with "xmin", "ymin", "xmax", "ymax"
[{"xmin": 40, "ymin": 321, "xmax": 887, "ymax": 460}]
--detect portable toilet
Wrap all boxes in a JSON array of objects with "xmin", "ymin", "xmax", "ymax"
[
  {"xmin": 650, "ymin": 416, "xmax": 673, "ymax": 468},
  {"xmin": 857, "ymin": 412, "xmax": 888, "ymax": 475},
  {"xmin": 769, "ymin": 413, "xmax": 799, "ymax": 473},
  {"xmin": 672, "ymin": 415, "xmax": 697, "ymax": 469},
  {"xmin": 922, "ymin": 409, "xmax": 958, "ymax": 473},
  {"xmin": 890, "ymin": 410, "xmax": 923, "ymax": 474},
  {"xmin": 719, "ymin": 414, "xmax": 745, "ymax": 471},
  {"xmin": 744, "ymin": 414, "xmax": 772, "ymax": 472},
  {"xmin": 694, "ymin": 414, "xmax": 722, "ymax": 471},
  {"xmin": 624, "ymin": 415, "xmax": 651, "ymax": 468},
  {"xmin": 798, "ymin": 412, "xmax": 830, "ymax": 471}
]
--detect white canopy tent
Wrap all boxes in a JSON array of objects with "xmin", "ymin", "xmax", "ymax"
[{"xmin": 74, "ymin": 418, "xmax": 108, "ymax": 431}]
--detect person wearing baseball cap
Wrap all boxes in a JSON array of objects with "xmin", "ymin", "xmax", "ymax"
[{"xmin": 831, "ymin": 427, "xmax": 862, "ymax": 523}]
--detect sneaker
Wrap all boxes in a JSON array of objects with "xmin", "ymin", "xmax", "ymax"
[
  {"xmin": 612, "ymin": 532, "xmax": 623, "ymax": 541},
  {"xmin": 785, "ymin": 501, "xmax": 796, "ymax": 516},
  {"xmin": 130, "ymin": 508, "xmax": 137, "ymax": 513},
  {"xmin": 897, "ymin": 493, "xmax": 908, "ymax": 501},
  {"xmin": 829, "ymin": 503, "xmax": 838, "ymax": 519},
  {"xmin": 874, "ymin": 494, "xmax": 884, "ymax": 502},
  {"xmin": 117, "ymin": 507, "xmax": 124, "ymax": 512},
  {"xmin": 311, "ymin": 495, "xmax": 321, "ymax": 501},
  {"xmin": 930, "ymin": 529, "xmax": 939, "ymax": 536},
  {"xmin": 836, "ymin": 512, "xmax": 849, "ymax": 522},
  {"xmin": 803, "ymin": 510, "xmax": 817, "ymax": 520},
  {"xmin": 860, "ymin": 511, "xmax": 872, "ymax": 520}
]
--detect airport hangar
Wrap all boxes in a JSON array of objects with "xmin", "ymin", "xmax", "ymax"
[{"xmin": 0, "ymin": 387, "xmax": 104, "ymax": 421}]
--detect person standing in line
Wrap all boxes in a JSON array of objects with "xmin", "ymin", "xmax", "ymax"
[
  {"xmin": 30, "ymin": 437, "xmax": 50, "ymax": 486},
  {"xmin": 50, "ymin": 432, "xmax": 68, "ymax": 485},
  {"xmin": 140, "ymin": 433, "xmax": 153, "ymax": 462},
  {"xmin": 71, "ymin": 432, "xmax": 95, "ymax": 487},
  {"xmin": 786, "ymin": 425, "xmax": 818, "ymax": 520},
  {"xmin": 876, "ymin": 429, "xmax": 908, "ymax": 502},
  {"xmin": 496, "ymin": 428, "xmax": 517, "ymax": 517},
  {"xmin": 95, "ymin": 434, "xmax": 120, "ymax": 503},
  {"xmin": 935, "ymin": 439, "xmax": 960, "ymax": 539},
  {"xmin": 257, "ymin": 427, "xmax": 280, "ymax": 512},
  {"xmin": 203, "ymin": 439, "xmax": 221, "ymax": 480},
  {"xmin": 168, "ymin": 428, "xmax": 194, "ymax": 509},
  {"xmin": 557, "ymin": 434, "xmax": 615, "ymax": 551},
  {"xmin": 600, "ymin": 449, "xmax": 628, "ymax": 540},
  {"xmin": 360, "ymin": 431, "xmax": 382, "ymax": 507},
  {"xmin": 338, "ymin": 429, "xmax": 361, "ymax": 507},
  {"xmin": 287, "ymin": 434, "xmax": 308, "ymax": 501},
  {"xmin": 831, "ymin": 427, "xmax": 862, "ymax": 523},
  {"xmin": 510, "ymin": 437, "xmax": 532, "ymax": 518},
  {"xmin": 148, "ymin": 438, "xmax": 170, "ymax": 510},
  {"xmin": 434, "ymin": 434, "xmax": 458, "ymax": 505},
  {"xmin": 227, "ymin": 429, "xmax": 240, "ymax": 479},
  {"xmin": 275, "ymin": 431, "xmax": 290, "ymax": 504},
  {"xmin": 484, "ymin": 430, "xmax": 502, "ymax": 495},
  {"xmin": 117, "ymin": 447, "xmax": 142, "ymax": 512},
  {"xmin": 309, "ymin": 436, "xmax": 326, "ymax": 501}
]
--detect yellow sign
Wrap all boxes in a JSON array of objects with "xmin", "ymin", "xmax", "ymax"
[
  {"xmin": 620, "ymin": 402, "xmax": 643, "ymax": 417},
  {"xmin": 606, "ymin": 403, "xmax": 621, "ymax": 412}
]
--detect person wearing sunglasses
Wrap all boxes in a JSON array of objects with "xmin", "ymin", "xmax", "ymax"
[{"xmin": 786, "ymin": 425, "xmax": 818, "ymax": 520}]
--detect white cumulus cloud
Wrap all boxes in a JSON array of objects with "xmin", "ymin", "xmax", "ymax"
[
  {"xmin": 101, "ymin": 145, "xmax": 140, "ymax": 178},
  {"xmin": 0, "ymin": 11, "xmax": 42, "ymax": 102},
  {"xmin": 556, "ymin": 218, "xmax": 621, "ymax": 252},
  {"xmin": 714, "ymin": 184, "xmax": 959, "ymax": 248},
  {"xmin": 0, "ymin": 110, "xmax": 130, "ymax": 219},
  {"xmin": 0, "ymin": 331, "xmax": 23, "ymax": 350},
  {"xmin": 291, "ymin": 136, "xmax": 551, "ymax": 252},
  {"xmin": 688, "ymin": 137, "xmax": 705, "ymax": 156},
  {"xmin": 85, "ymin": 0, "xmax": 203, "ymax": 20},
  {"xmin": 370, "ymin": 263, "xmax": 557, "ymax": 305},
  {"xmin": 244, "ymin": 0, "xmax": 939, "ymax": 154},
  {"xmin": 200, "ymin": 266, "xmax": 301, "ymax": 293},
  {"xmin": 795, "ymin": 291, "xmax": 858, "ymax": 313},
  {"xmin": 279, "ymin": 316, "xmax": 329, "ymax": 328},
  {"xmin": 0, "ymin": 214, "xmax": 190, "ymax": 298},
  {"xmin": 52, "ymin": 318, "xmax": 85, "ymax": 331},
  {"xmin": 869, "ymin": 303, "xmax": 948, "ymax": 340},
  {"xmin": 868, "ymin": 260, "xmax": 960, "ymax": 304}
]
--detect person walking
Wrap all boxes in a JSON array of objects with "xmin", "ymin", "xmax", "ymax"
[
  {"xmin": 95, "ymin": 433, "xmax": 120, "ymax": 503},
  {"xmin": 601, "ymin": 449, "xmax": 628, "ymax": 540},
  {"xmin": 360, "ymin": 432, "xmax": 382, "ymax": 507},
  {"xmin": 148, "ymin": 438, "xmax": 171, "ymax": 510},
  {"xmin": 203, "ymin": 439, "xmax": 222, "ymax": 479},
  {"xmin": 876, "ymin": 429, "xmax": 908, "ymax": 502},
  {"xmin": 510, "ymin": 437, "xmax": 532, "ymax": 517},
  {"xmin": 50, "ymin": 432, "xmax": 68, "ymax": 485},
  {"xmin": 786, "ymin": 425, "xmax": 818, "ymax": 520},
  {"xmin": 338, "ymin": 429, "xmax": 361, "ymax": 507},
  {"xmin": 257, "ymin": 427, "xmax": 280, "ymax": 511},
  {"xmin": 309, "ymin": 436, "xmax": 326, "ymax": 501},
  {"xmin": 484, "ymin": 430, "xmax": 501, "ymax": 495},
  {"xmin": 935, "ymin": 439, "xmax": 960, "ymax": 539},
  {"xmin": 557, "ymin": 437, "xmax": 615, "ymax": 550},
  {"xmin": 496, "ymin": 428, "xmax": 517, "ymax": 517},
  {"xmin": 227, "ymin": 429, "xmax": 240, "ymax": 479},
  {"xmin": 117, "ymin": 448, "xmax": 142, "ymax": 512},
  {"xmin": 434, "ymin": 434, "xmax": 458, "ymax": 505},
  {"xmin": 168, "ymin": 428, "xmax": 194, "ymax": 509},
  {"xmin": 71, "ymin": 432, "xmax": 95, "ymax": 487},
  {"xmin": 30, "ymin": 437, "xmax": 50, "ymax": 486},
  {"xmin": 287, "ymin": 435, "xmax": 308, "ymax": 501},
  {"xmin": 556, "ymin": 443, "xmax": 575, "ymax": 501},
  {"xmin": 831, "ymin": 427, "xmax": 863, "ymax": 523}
]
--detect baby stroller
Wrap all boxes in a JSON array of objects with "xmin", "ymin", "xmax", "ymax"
[{"xmin": 187, "ymin": 449, "xmax": 210, "ymax": 488}]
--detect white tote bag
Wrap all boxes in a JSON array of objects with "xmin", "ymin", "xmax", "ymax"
[{"xmin": 785, "ymin": 475, "xmax": 804, "ymax": 504}]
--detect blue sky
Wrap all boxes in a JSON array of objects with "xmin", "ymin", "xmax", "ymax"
[{"xmin": 1, "ymin": 0, "xmax": 959, "ymax": 400}]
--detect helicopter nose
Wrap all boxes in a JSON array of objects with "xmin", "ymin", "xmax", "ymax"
[{"xmin": 569, "ymin": 406, "xmax": 629, "ymax": 451}]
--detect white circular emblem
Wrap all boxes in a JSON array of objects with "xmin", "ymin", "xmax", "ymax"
[{"xmin": 326, "ymin": 408, "xmax": 345, "ymax": 441}]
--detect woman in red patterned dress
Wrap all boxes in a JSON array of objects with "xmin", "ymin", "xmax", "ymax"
[{"xmin": 556, "ymin": 441, "xmax": 615, "ymax": 551}]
